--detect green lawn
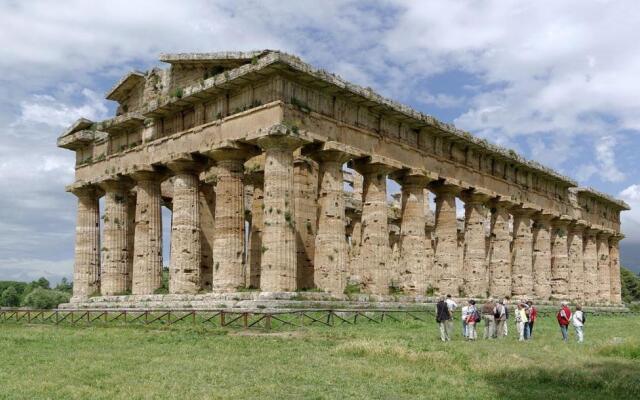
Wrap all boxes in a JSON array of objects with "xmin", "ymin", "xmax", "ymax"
[{"xmin": 0, "ymin": 314, "xmax": 639, "ymax": 400}]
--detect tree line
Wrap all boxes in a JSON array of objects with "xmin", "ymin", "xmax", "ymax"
[{"xmin": 0, "ymin": 277, "xmax": 72, "ymax": 309}]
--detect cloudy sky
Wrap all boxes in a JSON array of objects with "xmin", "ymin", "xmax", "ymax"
[{"xmin": 1, "ymin": 0, "xmax": 639, "ymax": 283}]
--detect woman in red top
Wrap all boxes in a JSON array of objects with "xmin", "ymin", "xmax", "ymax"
[
  {"xmin": 556, "ymin": 302, "xmax": 572, "ymax": 342},
  {"xmin": 525, "ymin": 300, "xmax": 537, "ymax": 339}
]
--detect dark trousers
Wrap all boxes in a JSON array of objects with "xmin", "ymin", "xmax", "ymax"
[{"xmin": 524, "ymin": 321, "xmax": 535, "ymax": 339}]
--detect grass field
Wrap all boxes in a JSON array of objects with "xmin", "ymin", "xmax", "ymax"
[{"xmin": 0, "ymin": 313, "xmax": 639, "ymax": 399}]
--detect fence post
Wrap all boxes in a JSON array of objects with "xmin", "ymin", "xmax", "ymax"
[
  {"xmin": 220, "ymin": 311, "xmax": 226, "ymax": 327},
  {"xmin": 265, "ymin": 314, "xmax": 271, "ymax": 330}
]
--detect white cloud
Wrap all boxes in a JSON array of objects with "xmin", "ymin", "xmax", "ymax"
[
  {"xmin": 619, "ymin": 185, "xmax": 640, "ymax": 243},
  {"xmin": 16, "ymin": 89, "xmax": 109, "ymax": 127}
]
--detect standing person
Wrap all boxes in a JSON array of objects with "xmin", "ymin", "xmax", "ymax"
[
  {"xmin": 557, "ymin": 301, "xmax": 572, "ymax": 342},
  {"xmin": 515, "ymin": 302, "xmax": 528, "ymax": 341},
  {"xmin": 525, "ymin": 300, "xmax": 538, "ymax": 340},
  {"xmin": 445, "ymin": 294, "xmax": 457, "ymax": 339},
  {"xmin": 522, "ymin": 302, "xmax": 531, "ymax": 340},
  {"xmin": 502, "ymin": 298, "xmax": 510, "ymax": 336},
  {"xmin": 494, "ymin": 300, "xmax": 507, "ymax": 338},
  {"xmin": 466, "ymin": 300, "xmax": 479, "ymax": 340},
  {"xmin": 481, "ymin": 298, "xmax": 497, "ymax": 339},
  {"xmin": 461, "ymin": 301, "xmax": 470, "ymax": 338},
  {"xmin": 572, "ymin": 304, "xmax": 585, "ymax": 343},
  {"xmin": 436, "ymin": 296, "xmax": 453, "ymax": 342}
]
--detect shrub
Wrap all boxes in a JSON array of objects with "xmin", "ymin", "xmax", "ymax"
[
  {"xmin": 21, "ymin": 288, "xmax": 70, "ymax": 309},
  {"xmin": 1, "ymin": 286, "xmax": 20, "ymax": 307}
]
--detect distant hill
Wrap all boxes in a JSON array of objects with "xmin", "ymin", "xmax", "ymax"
[{"xmin": 620, "ymin": 242, "xmax": 640, "ymax": 274}]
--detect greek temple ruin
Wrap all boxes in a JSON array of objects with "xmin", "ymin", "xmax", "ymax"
[{"xmin": 58, "ymin": 50, "xmax": 630, "ymax": 306}]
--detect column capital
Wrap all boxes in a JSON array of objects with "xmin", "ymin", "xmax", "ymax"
[
  {"xmin": 302, "ymin": 141, "xmax": 362, "ymax": 164},
  {"xmin": 551, "ymin": 215, "xmax": 573, "ymax": 228},
  {"xmin": 429, "ymin": 180, "xmax": 462, "ymax": 196},
  {"xmin": 204, "ymin": 140, "xmax": 259, "ymax": 162},
  {"xmin": 350, "ymin": 154, "xmax": 402, "ymax": 176},
  {"xmin": 389, "ymin": 168, "xmax": 437, "ymax": 187},
  {"xmin": 609, "ymin": 233, "xmax": 624, "ymax": 244},
  {"xmin": 597, "ymin": 230, "xmax": 613, "ymax": 240},
  {"xmin": 66, "ymin": 181, "xmax": 103, "ymax": 198},
  {"xmin": 487, "ymin": 196, "xmax": 515, "ymax": 210},
  {"xmin": 460, "ymin": 188, "xmax": 493, "ymax": 205},
  {"xmin": 97, "ymin": 176, "xmax": 134, "ymax": 192},
  {"xmin": 510, "ymin": 202, "xmax": 541, "ymax": 216},
  {"xmin": 568, "ymin": 219, "xmax": 589, "ymax": 233},
  {"xmin": 257, "ymin": 127, "xmax": 308, "ymax": 151},
  {"xmin": 129, "ymin": 165, "xmax": 167, "ymax": 182},
  {"xmin": 166, "ymin": 153, "xmax": 205, "ymax": 174}
]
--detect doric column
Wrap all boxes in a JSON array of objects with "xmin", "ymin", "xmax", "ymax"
[
  {"xmin": 205, "ymin": 142, "xmax": 258, "ymax": 291},
  {"xmin": 550, "ymin": 217, "xmax": 570, "ymax": 300},
  {"xmin": 352, "ymin": 157, "xmax": 398, "ymax": 294},
  {"xmin": 582, "ymin": 228, "xmax": 599, "ymax": 302},
  {"xmin": 130, "ymin": 168, "xmax": 164, "ymax": 295},
  {"xmin": 510, "ymin": 206, "xmax": 536, "ymax": 297},
  {"xmin": 257, "ymin": 135, "xmax": 304, "ymax": 291},
  {"xmin": 99, "ymin": 178, "xmax": 133, "ymax": 295},
  {"xmin": 69, "ymin": 184, "xmax": 101, "ymax": 299},
  {"xmin": 392, "ymin": 170, "xmax": 433, "ymax": 295},
  {"xmin": 430, "ymin": 181, "xmax": 462, "ymax": 297},
  {"xmin": 199, "ymin": 177, "xmax": 216, "ymax": 291},
  {"xmin": 460, "ymin": 190, "xmax": 490, "ymax": 298},
  {"xmin": 167, "ymin": 155, "xmax": 202, "ymax": 294},
  {"xmin": 609, "ymin": 234, "xmax": 623, "ymax": 304},
  {"xmin": 532, "ymin": 212, "xmax": 553, "ymax": 300},
  {"xmin": 309, "ymin": 149, "xmax": 352, "ymax": 293},
  {"xmin": 246, "ymin": 171, "xmax": 264, "ymax": 289},
  {"xmin": 567, "ymin": 221, "xmax": 586, "ymax": 302},
  {"xmin": 293, "ymin": 157, "xmax": 318, "ymax": 290},
  {"xmin": 488, "ymin": 199, "xmax": 512, "ymax": 298},
  {"xmin": 597, "ymin": 231, "xmax": 611, "ymax": 302},
  {"xmin": 126, "ymin": 194, "xmax": 136, "ymax": 292}
]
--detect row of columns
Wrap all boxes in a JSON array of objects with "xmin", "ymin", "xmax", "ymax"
[{"xmin": 70, "ymin": 135, "xmax": 624, "ymax": 304}]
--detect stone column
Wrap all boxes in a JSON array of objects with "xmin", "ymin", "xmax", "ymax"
[
  {"xmin": 126, "ymin": 194, "xmax": 136, "ymax": 292},
  {"xmin": 352, "ymin": 158, "xmax": 396, "ymax": 294},
  {"xmin": 488, "ymin": 199, "xmax": 512, "ymax": 298},
  {"xmin": 311, "ymin": 150, "xmax": 351, "ymax": 293},
  {"xmin": 567, "ymin": 221, "xmax": 586, "ymax": 302},
  {"xmin": 430, "ymin": 182, "xmax": 462, "ymax": 297},
  {"xmin": 206, "ymin": 143, "xmax": 257, "ymax": 291},
  {"xmin": 130, "ymin": 169, "xmax": 164, "ymax": 295},
  {"xmin": 293, "ymin": 157, "xmax": 318, "ymax": 290},
  {"xmin": 199, "ymin": 178, "xmax": 216, "ymax": 291},
  {"xmin": 258, "ymin": 135, "xmax": 303, "ymax": 292},
  {"xmin": 532, "ymin": 213, "xmax": 553, "ymax": 300},
  {"xmin": 246, "ymin": 171, "xmax": 264, "ymax": 289},
  {"xmin": 99, "ymin": 179, "xmax": 133, "ymax": 295},
  {"xmin": 550, "ymin": 218, "xmax": 570, "ymax": 300},
  {"xmin": 69, "ymin": 185, "xmax": 101, "ymax": 299},
  {"xmin": 167, "ymin": 156, "xmax": 202, "ymax": 294},
  {"xmin": 597, "ymin": 231, "xmax": 611, "ymax": 303},
  {"xmin": 461, "ymin": 191, "xmax": 490, "ymax": 298},
  {"xmin": 393, "ymin": 171, "xmax": 432, "ymax": 295},
  {"xmin": 609, "ymin": 234, "xmax": 623, "ymax": 304},
  {"xmin": 510, "ymin": 207, "xmax": 536, "ymax": 297},
  {"xmin": 582, "ymin": 228, "xmax": 599, "ymax": 302}
]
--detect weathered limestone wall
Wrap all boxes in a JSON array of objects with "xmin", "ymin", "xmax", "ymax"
[
  {"xmin": 597, "ymin": 233, "xmax": 611, "ymax": 302},
  {"xmin": 199, "ymin": 181, "xmax": 216, "ymax": 290},
  {"xmin": 511, "ymin": 209, "xmax": 534, "ymax": 297},
  {"xmin": 246, "ymin": 173, "xmax": 264, "ymax": 288},
  {"xmin": 582, "ymin": 229, "xmax": 599, "ymax": 301},
  {"xmin": 567, "ymin": 223, "xmax": 585, "ymax": 301},
  {"xmin": 609, "ymin": 236, "xmax": 622, "ymax": 304},
  {"xmin": 71, "ymin": 187, "xmax": 101, "ymax": 298},
  {"xmin": 131, "ymin": 171, "xmax": 163, "ymax": 295}
]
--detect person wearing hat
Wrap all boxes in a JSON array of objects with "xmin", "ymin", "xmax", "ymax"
[{"xmin": 556, "ymin": 301, "xmax": 572, "ymax": 342}]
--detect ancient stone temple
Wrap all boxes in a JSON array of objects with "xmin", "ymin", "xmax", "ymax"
[{"xmin": 58, "ymin": 50, "xmax": 629, "ymax": 306}]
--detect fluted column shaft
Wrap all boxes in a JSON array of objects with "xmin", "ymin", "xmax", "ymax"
[
  {"xmin": 609, "ymin": 236, "xmax": 622, "ymax": 304},
  {"xmin": 353, "ymin": 163, "xmax": 392, "ymax": 294},
  {"xmin": 511, "ymin": 209, "xmax": 534, "ymax": 296},
  {"xmin": 551, "ymin": 219, "xmax": 570, "ymax": 300},
  {"xmin": 488, "ymin": 201, "xmax": 511, "ymax": 298},
  {"xmin": 199, "ymin": 181, "xmax": 216, "ymax": 290},
  {"xmin": 247, "ymin": 173, "xmax": 264, "ymax": 289},
  {"xmin": 131, "ymin": 172, "xmax": 163, "ymax": 295},
  {"xmin": 258, "ymin": 136, "xmax": 302, "ymax": 291},
  {"xmin": 398, "ymin": 175, "xmax": 431, "ymax": 295},
  {"xmin": 169, "ymin": 167, "xmax": 201, "ymax": 294},
  {"xmin": 532, "ymin": 214, "xmax": 552, "ymax": 300},
  {"xmin": 294, "ymin": 158, "xmax": 318, "ymax": 290},
  {"xmin": 100, "ymin": 180, "xmax": 132, "ymax": 295},
  {"xmin": 71, "ymin": 186, "xmax": 101, "ymax": 299},
  {"xmin": 582, "ymin": 229, "xmax": 599, "ymax": 302},
  {"xmin": 432, "ymin": 184, "xmax": 461, "ymax": 296},
  {"xmin": 314, "ymin": 152, "xmax": 350, "ymax": 293},
  {"xmin": 567, "ymin": 223, "xmax": 585, "ymax": 302},
  {"xmin": 462, "ymin": 193, "xmax": 488, "ymax": 298},
  {"xmin": 597, "ymin": 232, "xmax": 611, "ymax": 302},
  {"xmin": 211, "ymin": 158, "xmax": 246, "ymax": 290}
]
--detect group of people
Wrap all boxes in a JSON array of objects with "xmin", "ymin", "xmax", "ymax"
[{"xmin": 435, "ymin": 295, "xmax": 586, "ymax": 343}]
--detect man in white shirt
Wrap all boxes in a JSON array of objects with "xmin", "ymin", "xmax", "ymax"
[
  {"xmin": 572, "ymin": 304, "xmax": 585, "ymax": 343},
  {"xmin": 461, "ymin": 302, "xmax": 470, "ymax": 338},
  {"xmin": 444, "ymin": 294, "xmax": 457, "ymax": 339}
]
